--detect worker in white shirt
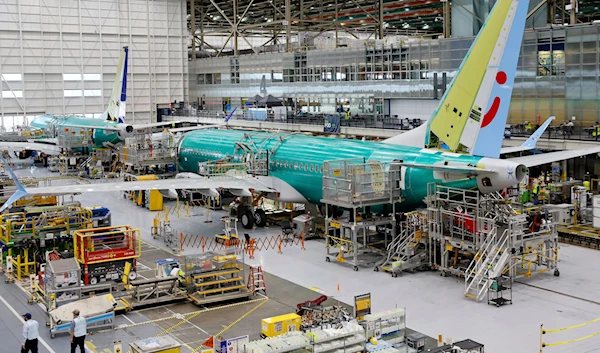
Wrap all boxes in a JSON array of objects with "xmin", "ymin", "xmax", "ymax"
[
  {"xmin": 70, "ymin": 309, "xmax": 87, "ymax": 353},
  {"xmin": 21, "ymin": 313, "xmax": 39, "ymax": 353}
]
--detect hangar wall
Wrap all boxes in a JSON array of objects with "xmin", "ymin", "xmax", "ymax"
[{"xmin": 0, "ymin": 0, "xmax": 188, "ymax": 128}]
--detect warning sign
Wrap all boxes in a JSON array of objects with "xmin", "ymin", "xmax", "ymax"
[
  {"xmin": 220, "ymin": 335, "xmax": 249, "ymax": 353},
  {"xmin": 354, "ymin": 293, "xmax": 371, "ymax": 319}
]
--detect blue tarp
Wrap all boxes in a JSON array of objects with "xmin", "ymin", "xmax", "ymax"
[{"xmin": 324, "ymin": 115, "xmax": 340, "ymax": 133}]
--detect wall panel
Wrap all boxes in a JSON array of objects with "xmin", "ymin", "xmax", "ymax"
[{"xmin": 0, "ymin": 0, "xmax": 187, "ymax": 128}]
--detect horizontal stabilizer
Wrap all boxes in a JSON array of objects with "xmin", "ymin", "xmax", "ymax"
[
  {"xmin": 0, "ymin": 156, "xmax": 29, "ymax": 212},
  {"xmin": 508, "ymin": 146, "xmax": 600, "ymax": 168}
]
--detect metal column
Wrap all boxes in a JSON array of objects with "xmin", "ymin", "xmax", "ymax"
[
  {"xmin": 191, "ymin": 0, "xmax": 196, "ymax": 60},
  {"xmin": 378, "ymin": 0, "xmax": 384, "ymax": 40},
  {"xmin": 443, "ymin": 0, "xmax": 451, "ymax": 38},
  {"xmin": 285, "ymin": 0, "xmax": 291, "ymax": 51},
  {"xmin": 234, "ymin": 0, "xmax": 239, "ymax": 56}
]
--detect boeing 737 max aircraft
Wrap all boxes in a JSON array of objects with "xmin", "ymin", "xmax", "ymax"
[{"xmin": 2, "ymin": 0, "xmax": 600, "ymax": 228}]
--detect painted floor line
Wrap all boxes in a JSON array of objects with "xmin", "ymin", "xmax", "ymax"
[{"xmin": 0, "ymin": 294, "xmax": 57, "ymax": 353}]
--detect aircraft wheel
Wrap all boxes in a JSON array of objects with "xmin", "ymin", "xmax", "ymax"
[
  {"xmin": 254, "ymin": 209, "xmax": 267, "ymax": 227},
  {"xmin": 239, "ymin": 207, "xmax": 254, "ymax": 230}
]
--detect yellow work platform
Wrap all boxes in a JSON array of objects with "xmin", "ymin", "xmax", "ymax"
[
  {"xmin": 192, "ymin": 268, "xmax": 241, "ymax": 280},
  {"xmin": 558, "ymin": 225, "xmax": 600, "ymax": 249},
  {"xmin": 188, "ymin": 287, "xmax": 251, "ymax": 306}
]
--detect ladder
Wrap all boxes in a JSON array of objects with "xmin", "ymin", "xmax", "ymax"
[
  {"xmin": 247, "ymin": 266, "xmax": 267, "ymax": 294},
  {"xmin": 464, "ymin": 227, "xmax": 511, "ymax": 301}
]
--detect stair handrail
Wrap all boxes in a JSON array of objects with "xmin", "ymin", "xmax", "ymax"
[
  {"xmin": 464, "ymin": 226, "xmax": 498, "ymax": 292},
  {"xmin": 465, "ymin": 228, "xmax": 511, "ymax": 300}
]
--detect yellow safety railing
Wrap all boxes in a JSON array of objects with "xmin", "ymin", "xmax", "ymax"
[
  {"xmin": 0, "ymin": 208, "xmax": 92, "ymax": 245},
  {"xmin": 8, "ymin": 248, "xmax": 37, "ymax": 280},
  {"xmin": 541, "ymin": 317, "xmax": 600, "ymax": 350}
]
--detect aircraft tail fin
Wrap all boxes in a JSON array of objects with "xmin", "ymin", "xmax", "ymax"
[
  {"xmin": 0, "ymin": 156, "xmax": 28, "ymax": 213},
  {"xmin": 424, "ymin": 0, "xmax": 530, "ymax": 158},
  {"xmin": 105, "ymin": 46, "xmax": 129, "ymax": 123}
]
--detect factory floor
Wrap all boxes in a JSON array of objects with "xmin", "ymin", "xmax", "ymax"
[{"xmin": 5, "ymin": 167, "xmax": 600, "ymax": 353}]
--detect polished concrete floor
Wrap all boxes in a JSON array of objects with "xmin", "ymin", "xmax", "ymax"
[{"xmin": 6, "ymin": 166, "xmax": 600, "ymax": 353}]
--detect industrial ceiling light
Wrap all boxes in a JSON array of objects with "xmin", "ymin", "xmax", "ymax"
[
  {"xmin": 349, "ymin": 16, "xmax": 353, "ymax": 19},
  {"xmin": 423, "ymin": 24, "xmax": 430, "ymax": 29},
  {"xmin": 402, "ymin": 22, "xmax": 410, "ymax": 28},
  {"xmin": 405, "ymin": 8, "xmax": 410, "ymax": 11},
  {"xmin": 267, "ymin": 18, "xmax": 273, "ymax": 22}
]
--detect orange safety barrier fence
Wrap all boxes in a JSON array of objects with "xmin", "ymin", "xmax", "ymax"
[{"xmin": 177, "ymin": 231, "xmax": 306, "ymax": 257}]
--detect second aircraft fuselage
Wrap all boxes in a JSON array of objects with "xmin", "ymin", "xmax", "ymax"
[{"xmin": 30, "ymin": 115, "xmax": 123, "ymax": 148}]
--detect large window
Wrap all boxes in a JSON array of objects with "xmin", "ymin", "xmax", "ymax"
[
  {"xmin": 1, "ymin": 74, "xmax": 22, "ymax": 81},
  {"xmin": 63, "ymin": 73, "xmax": 103, "ymax": 81},
  {"xmin": 84, "ymin": 90, "xmax": 102, "ymax": 97},
  {"xmin": 537, "ymin": 43, "xmax": 565, "ymax": 76},
  {"xmin": 64, "ymin": 90, "xmax": 82, "ymax": 97},
  {"xmin": 2, "ymin": 90, "xmax": 23, "ymax": 98}
]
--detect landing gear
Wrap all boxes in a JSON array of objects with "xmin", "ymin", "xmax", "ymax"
[
  {"xmin": 238, "ymin": 206, "xmax": 254, "ymax": 230},
  {"xmin": 254, "ymin": 209, "xmax": 267, "ymax": 227}
]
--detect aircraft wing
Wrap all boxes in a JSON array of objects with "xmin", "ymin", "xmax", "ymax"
[
  {"xmin": 499, "ymin": 145, "xmax": 533, "ymax": 154},
  {"xmin": 132, "ymin": 121, "xmax": 184, "ymax": 129},
  {"xmin": 168, "ymin": 108, "xmax": 238, "ymax": 133},
  {"xmin": 500, "ymin": 116, "xmax": 555, "ymax": 155},
  {"xmin": 508, "ymin": 146, "xmax": 600, "ymax": 168},
  {"xmin": 168, "ymin": 124, "xmax": 226, "ymax": 133},
  {"xmin": 55, "ymin": 124, "xmax": 123, "ymax": 131},
  {"xmin": 0, "ymin": 141, "xmax": 61, "ymax": 154},
  {"xmin": 22, "ymin": 177, "xmax": 276, "ymax": 195}
]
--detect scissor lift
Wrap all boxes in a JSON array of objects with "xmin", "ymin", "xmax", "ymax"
[{"xmin": 73, "ymin": 225, "xmax": 141, "ymax": 285}]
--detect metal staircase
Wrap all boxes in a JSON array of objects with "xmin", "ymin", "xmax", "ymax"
[
  {"xmin": 464, "ymin": 227, "xmax": 511, "ymax": 301},
  {"xmin": 78, "ymin": 156, "xmax": 94, "ymax": 171},
  {"xmin": 376, "ymin": 224, "xmax": 425, "ymax": 276},
  {"xmin": 484, "ymin": 191, "xmax": 519, "ymax": 223}
]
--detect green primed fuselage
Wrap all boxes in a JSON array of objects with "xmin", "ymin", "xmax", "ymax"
[
  {"xmin": 30, "ymin": 115, "xmax": 122, "ymax": 148},
  {"xmin": 178, "ymin": 129, "xmax": 483, "ymax": 208}
]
